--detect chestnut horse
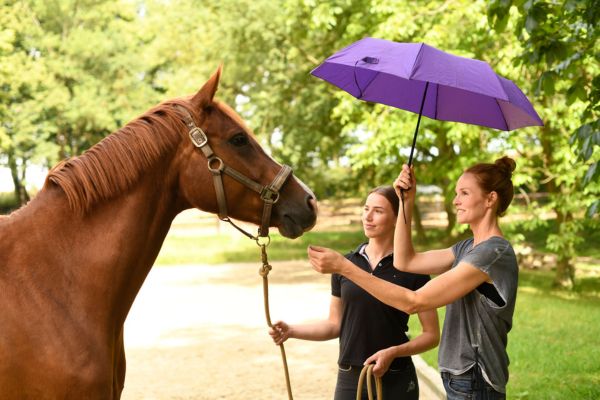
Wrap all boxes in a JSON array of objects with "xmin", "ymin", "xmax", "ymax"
[{"xmin": 0, "ymin": 67, "xmax": 317, "ymax": 399}]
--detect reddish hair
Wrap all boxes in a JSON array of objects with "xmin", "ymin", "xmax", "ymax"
[{"xmin": 465, "ymin": 156, "xmax": 516, "ymax": 216}]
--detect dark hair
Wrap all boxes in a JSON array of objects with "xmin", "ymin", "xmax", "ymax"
[
  {"xmin": 368, "ymin": 185, "xmax": 400, "ymax": 216},
  {"xmin": 465, "ymin": 156, "xmax": 516, "ymax": 216}
]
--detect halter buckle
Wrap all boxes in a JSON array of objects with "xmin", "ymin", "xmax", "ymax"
[
  {"xmin": 189, "ymin": 127, "xmax": 208, "ymax": 147},
  {"xmin": 260, "ymin": 187, "xmax": 280, "ymax": 204}
]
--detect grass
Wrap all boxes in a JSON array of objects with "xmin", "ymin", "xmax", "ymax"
[
  {"xmin": 507, "ymin": 277, "xmax": 600, "ymax": 399},
  {"xmin": 155, "ymin": 229, "xmax": 367, "ymax": 265},
  {"xmin": 156, "ymin": 223, "xmax": 600, "ymax": 399}
]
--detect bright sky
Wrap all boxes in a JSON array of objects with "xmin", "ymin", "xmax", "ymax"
[{"xmin": 0, "ymin": 166, "xmax": 48, "ymax": 193}]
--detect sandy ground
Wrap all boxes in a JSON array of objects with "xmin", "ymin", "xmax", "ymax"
[{"xmin": 121, "ymin": 261, "xmax": 443, "ymax": 400}]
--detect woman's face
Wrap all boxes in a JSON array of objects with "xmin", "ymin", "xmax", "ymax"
[
  {"xmin": 453, "ymin": 173, "xmax": 492, "ymax": 224},
  {"xmin": 361, "ymin": 193, "xmax": 396, "ymax": 239}
]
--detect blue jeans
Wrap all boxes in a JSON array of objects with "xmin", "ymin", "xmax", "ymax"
[
  {"xmin": 334, "ymin": 362, "xmax": 419, "ymax": 400},
  {"xmin": 441, "ymin": 370, "xmax": 506, "ymax": 400}
]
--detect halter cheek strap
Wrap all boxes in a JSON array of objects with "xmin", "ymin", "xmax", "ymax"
[{"xmin": 174, "ymin": 104, "xmax": 293, "ymax": 238}]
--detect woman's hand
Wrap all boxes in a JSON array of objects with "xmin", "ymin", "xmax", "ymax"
[
  {"xmin": 364, "ymin": 347, "xmax": 397, "ymax": 378},
  {"xmin": 307, "ymin": 245, "xmax": 346, "ymax": 274},
  {"xmin": 393, "ymin": 164, "xmax": 416, "ymax": 202},
  {"xmin": 269, "ymin": 321, "xmax": 291, "ymax": 345}
]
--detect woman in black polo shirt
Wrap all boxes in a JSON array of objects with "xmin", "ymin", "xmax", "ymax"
[{"xmin": 269, "ymin": 186, "xmax": 439, "ymax": 399}]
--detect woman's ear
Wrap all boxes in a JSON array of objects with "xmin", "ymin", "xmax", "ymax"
[{"xmin": 487, "ymin": 191, "xmax": 498, "ymax": 209}]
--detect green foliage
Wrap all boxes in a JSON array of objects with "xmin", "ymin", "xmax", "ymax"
[
  {"xmin": 485, "ymin": 0, "xmax": 599, "ymax": 286},
  {"xmin": 504, "ymin": 217, "xmax": 600, "ymax": 259},
  {"xmin": 1, "ymin": 0, "xmax": 597, "ymax": 287},
  {"xmin": 0, "ymin": 0, "xmax": 169, "ymax": 202},
  {"xmin": 487, "ymin": 0, "xmax": 600, "ymax": 218},
  {"xmin": 0, "ymin": 191, "xmax": 18, "ymax": 213},
  {"xmin": 570, "ymin": 119, "xmax": 600, "ymax": 216}
]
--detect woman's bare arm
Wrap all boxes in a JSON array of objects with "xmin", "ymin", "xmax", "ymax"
[
  {"xmin": 308, "ymin": 246, "xmax": 489, "ymax": 314},
  {"xmin": 269, "ymin": 296, "xmax": 342, "ymax": 344}
]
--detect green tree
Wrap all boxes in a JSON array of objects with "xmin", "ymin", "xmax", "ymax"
[
  {"xmin": 213, "ymin": 0, "xmax": 387, "ymax": 199},
  {"xmin": 28, "ymin": 0, "xmax": 164, "ymax": 158},
  {"xmin": 0, "ymin": 0, "xmax": 168, "ymax": 204},
  {"xmin": 0, "ymin": 1, "xmax": 57, "ymax": 203},
  {"xmin": 488, "ymin": 0, "xmax": 600, "ymax": 288}
]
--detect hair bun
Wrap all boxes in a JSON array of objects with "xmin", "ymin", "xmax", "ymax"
[{"xmin": 495, "ymin": 156, "xmax": 516, "ymax": 175}]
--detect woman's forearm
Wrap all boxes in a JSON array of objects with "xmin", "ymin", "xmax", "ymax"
[
  {"xmin": 339, "ymin": 259, "xmax": 423, "ymax": 314},
  {"xmin": 393, "ymin": 198, "xmax": 417, "ymax": 270},
  {"xmin": 289, "ymin": 321, "xmax": 340, "ymax": 341},
  {"xmin": 389, "ymin": 330, "xmax": 439, "ymax": 358}
]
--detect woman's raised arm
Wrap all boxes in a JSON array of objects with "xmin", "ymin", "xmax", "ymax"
[{"xmin": 393, "ymin": 164, "xmax": 455, "ymax": 275}]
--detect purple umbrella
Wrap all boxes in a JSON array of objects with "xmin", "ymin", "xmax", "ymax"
[{"xmin": 311, "ymin": 37, "xmax": 543, "ymax": 166}]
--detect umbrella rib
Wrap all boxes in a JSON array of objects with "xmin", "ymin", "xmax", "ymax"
[
  {"xmin": 494, "ymin": 98, "xmax": 510, "ymax": 131},
  {"xmin": 353, "ymin": 60, "xmax": 380, "ymax": 99},
  {"xmin": 434, "ymin": 83, "xmax": 439, "ymax": 120},
  {"xmin": 408, "ymin": 43, "xmax": 426, "ymax": 80}
]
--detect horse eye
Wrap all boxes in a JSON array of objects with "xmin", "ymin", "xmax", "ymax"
[{"xmin": 228, "ymin": 133, "xmax": 249, "ymax": 147}]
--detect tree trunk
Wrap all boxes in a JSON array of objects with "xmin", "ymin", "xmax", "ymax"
[
  {"xmin": 552, "ymin": 210, "xmax": 576, "ymax": 289},
  {"xmin": 553, "ymin": 257, "xmax": 575, "ymax": 289},
  {"xmin": 7, "ymin": 151, "xmax": 30, "ymax": 206}
]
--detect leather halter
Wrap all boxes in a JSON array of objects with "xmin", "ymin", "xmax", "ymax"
[{"xmin": 174, "ymin": 104, "xmax": 293, "ymax": 238}]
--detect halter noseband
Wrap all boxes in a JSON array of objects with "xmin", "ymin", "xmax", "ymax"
[{"xmin": 175, "ymin": 104, "xmax": 293, "ymax": 238}]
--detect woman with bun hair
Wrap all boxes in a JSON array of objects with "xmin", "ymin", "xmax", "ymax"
[{"xmin": 308, "ymin": 157, "xmax": 519, "ymax": 399}]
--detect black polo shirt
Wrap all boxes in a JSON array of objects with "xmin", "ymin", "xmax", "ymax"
[{"xmin": 331, "ymin": 243, "xmax": 430, "ymax": 370}]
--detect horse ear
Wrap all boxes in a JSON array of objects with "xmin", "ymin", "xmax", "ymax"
[{"xmin": 191, "ymin": 65, "xmax": 222, "ymax": 109}]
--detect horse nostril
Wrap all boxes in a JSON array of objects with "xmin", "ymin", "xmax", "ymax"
[{"xmin": 307, "ymin": 196, "xmax": 318, "ymax": 215}]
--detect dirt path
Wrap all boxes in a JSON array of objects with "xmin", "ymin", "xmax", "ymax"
[{"xmin": 121, "ymin": 261, "xmax": 443, "ymax": 399}]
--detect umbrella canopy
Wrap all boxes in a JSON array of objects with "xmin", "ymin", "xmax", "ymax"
[{"xmin": 311, "ymin": 37, "xmax": 543, "ymax": 157}]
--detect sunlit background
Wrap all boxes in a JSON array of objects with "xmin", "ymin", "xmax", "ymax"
[{"xmin": 1, "ymin": 0, "xmax": 598, "ymax": 399}]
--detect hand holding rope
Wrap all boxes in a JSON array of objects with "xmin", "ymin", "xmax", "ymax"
[{"xmin": 357, "ymin": 364, "xmax": 383, "ymax": 400}]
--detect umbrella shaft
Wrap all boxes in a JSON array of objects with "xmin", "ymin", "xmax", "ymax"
[{"xmin": 408, "ymin": 81, "xmax": 429, "ymax": 166}]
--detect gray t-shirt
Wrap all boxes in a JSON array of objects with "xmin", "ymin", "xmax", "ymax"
[{"xmin": 438, "ymin": 236, "xmax": 518, "ymax": 393}]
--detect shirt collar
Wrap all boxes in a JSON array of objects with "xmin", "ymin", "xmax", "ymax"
[{"xmin": 357, "ymin": 243, "xmax": 393, "ymax": 264}]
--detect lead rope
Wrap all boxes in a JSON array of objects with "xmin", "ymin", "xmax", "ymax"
[
  {"xmin": 257, "ymin": 238, "xmax": 294, "ymax": 400},
  {"xmin": 356, "ymin": 364, "xmax": 383, "ymax": 400}
]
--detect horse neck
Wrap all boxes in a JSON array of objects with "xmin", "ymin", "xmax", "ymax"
[{"xmin": 25, "ymin": 165, "xmax": 182, "ymax": 329}]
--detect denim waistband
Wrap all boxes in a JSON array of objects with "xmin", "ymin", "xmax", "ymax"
[{"xmin": 441, "ymin": 369, "xmax": 474, "ymax": 380}]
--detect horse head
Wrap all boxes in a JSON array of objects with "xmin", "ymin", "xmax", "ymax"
[{"xmin": 173, "ymin": 66, "xmax": 317, "ymax": 238}]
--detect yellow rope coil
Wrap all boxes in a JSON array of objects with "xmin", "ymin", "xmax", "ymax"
[{"xmin": 356, "ymin": 364, "xmax": 383, "ymax": 400}]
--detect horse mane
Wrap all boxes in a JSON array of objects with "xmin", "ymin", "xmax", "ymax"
[{"xmin": 45, "ymin": 99, "xmax": 195, "ymax": 215}]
